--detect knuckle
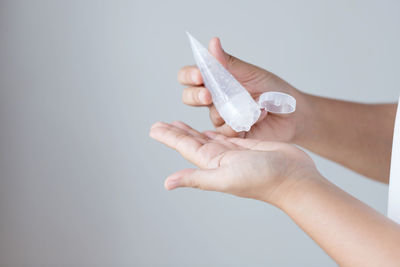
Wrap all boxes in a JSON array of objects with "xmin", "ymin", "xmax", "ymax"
[
  {"xmin": 226, "ymin": 54, "xmax": 236, "ymax": 67},
  {"xmin": 193, "ymin": 88, "xmax": 201, "ymax": 103},
  {"xmin": 188, "ymin": 177, "xmax": 200, "ymax": 189},
  {"xmin": 185, "ymin": 69, "xmax": 193, "ymax": 84},
  {"xmin": 183, "ymin": 87, "xmax": 201, "ymax": 105},
  {"xmin": 210, "ymin": 109, "xmax": 219, "ymax": 120}
]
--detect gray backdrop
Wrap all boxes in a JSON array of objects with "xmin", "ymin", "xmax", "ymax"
[{"xmin": 0, "ymin": 0, "xmax": 399, "ymax": 266}]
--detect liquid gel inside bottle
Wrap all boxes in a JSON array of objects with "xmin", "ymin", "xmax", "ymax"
[{"xmin": 187, "ymin": 32, "xmax": 296, "ymax": 132}]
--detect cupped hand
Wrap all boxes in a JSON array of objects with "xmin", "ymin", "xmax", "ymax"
[
  {"xmin": 179, "ymin": 37, "xmax": 310, "ymax": 142},
  {"xmin": 149, "ymin": 121, "xmax": 318, "ymax": 206}
]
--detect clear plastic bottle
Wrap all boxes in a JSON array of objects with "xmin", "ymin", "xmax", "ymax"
[{"xmin": 187, "ymin": 32, "xmax": 296, "ymax": 132}]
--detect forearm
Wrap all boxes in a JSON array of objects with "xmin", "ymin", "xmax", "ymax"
[
  {"xmin": 278, "ymin": 174, "xmax": 400, "ymax": 266},
  {"xmin": 295, "ymin": 93, "xmax": 397, "ymax": 182}
]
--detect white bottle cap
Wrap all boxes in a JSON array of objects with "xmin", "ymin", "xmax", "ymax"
[{"xmin": 258, "ymin": 91, "xmax": 296, "ymax": 114}]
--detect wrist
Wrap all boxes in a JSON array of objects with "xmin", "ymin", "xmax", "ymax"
[
  {"xmin": 273, "ymin": 170, "xmax": 329, "ymax": 212},
  {"xmin": 291, "ymin": 91, "xmax": 318, "ymax": 145}
]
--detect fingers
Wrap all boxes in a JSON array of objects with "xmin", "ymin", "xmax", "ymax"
[
  {"xmin": 171, "ymin": 121, "xmax": 207, "ymax": 141},
  {"xmin": 178, "ymin": 65, "xmax": 203, "ymax": 85},
  {"xmin": 164, "ymin": 169, "xmax": 195, "ymax": 190},
  {"xmin": 178, "ymin": 66, "xmax": 212, "ymax": 106},
  {"xmin": 203, "ymin": 130, "xmax": 226, "ymax": 140},
  {"xmin": 150, "ymin": 122, "xmax": 204, "ymax": 166},
  {"xmin": 203, "ymin": 130, "xmax": 282, "ymax": 152},
  {"xmin": 208, "ymin": 37, "xmax": 230, "ymax": 68},
  {"xmin": 165, "ymin": 168, "xmax": 228, "ymax": 192},
  {"xmin": 215, "ymin": 123, "xmax": 242, "ymax": 138},
  {"xmin": 208, "ymin": 36, "xmax": 269, "ymax": 84},
  {"xmin": 182, "ymin": 87, "xmax": 212, "ymax": 106},
  {"xmin": 209, "ymin": 105, "xmax": 224, "ymax": 126},
  {"xmin": 209, "ymin": 106, "xmax": 249, "ymax": 137},
  {"xmin": 208, "ymin": 106, "xmax": 244, "ymax": 138},
  {"xmin": 227, "ymin": 137, "xmax": 284, "ymax": 151},
  {"xmin": 150, "ymin": 121, "xmax": 229, "ymax": 169}
]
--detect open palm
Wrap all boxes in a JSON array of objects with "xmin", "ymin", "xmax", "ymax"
[{"xmin": 149, "ymin": 121, "xmax": 315, "ymax": 204}]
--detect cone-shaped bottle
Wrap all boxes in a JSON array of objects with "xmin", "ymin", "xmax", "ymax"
[{"xmin": 187, "ymin": 32, "xmax": 261, "ymax": 132}]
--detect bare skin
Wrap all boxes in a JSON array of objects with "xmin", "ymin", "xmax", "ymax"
[
  {"xmin": 178, "ymin": 37, "xmax": 396, "ymax": 182},
  {"xmin": 149, "ymin": 121, "xmax": 400, "ymax": 266},
  {"xmin": 150, "ymin": 37, "xmax": 400, "ymax": 265}
]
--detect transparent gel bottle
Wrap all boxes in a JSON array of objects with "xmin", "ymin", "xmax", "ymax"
[
  {"xmin": 187, "ymin": 32, "xmax": 260, "ymax": 132},
  {"xmin": 187, "ymin": 32, "xmax": 296, "ymax": 132}
]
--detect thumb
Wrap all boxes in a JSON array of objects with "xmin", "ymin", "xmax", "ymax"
[
  {"xmin": 164, "ymin": 168, "xmax": 228, "ymax": 192},
  {"xmin": 208, "ymin": 37, "xmax": 231, "ymax": 69},
  {"xmin": 208, "ymin": 37, "xmax": 255, "ymax": 76}
]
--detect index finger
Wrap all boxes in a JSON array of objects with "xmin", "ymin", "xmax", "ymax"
[
  {"xmin": 149, "ymin": 122, "xmax": 206, "ymax": 168},
  {"xmin": 149, "ymin": 122, "xmax": 228, "ymax": 169}
]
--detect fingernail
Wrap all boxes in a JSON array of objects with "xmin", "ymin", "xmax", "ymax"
[
  {"xmin": 166, "ymin": 178, "xmax": 181, "ymax": 190},
  {"xmin": 198, "ymin": 89, "xmax": 208, "ymax": 104}
]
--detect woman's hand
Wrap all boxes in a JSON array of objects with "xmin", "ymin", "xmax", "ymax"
[
  {"xmin": 149, "ymin": 121, "xmax": 319, "ymax": 206},
  {"xmin": 150, "ymin": 121, "xmax": 400, "ymax": 266},
  {"xmin": 178, "ymin": 37, "xmax": 311, "ymax": 142}
]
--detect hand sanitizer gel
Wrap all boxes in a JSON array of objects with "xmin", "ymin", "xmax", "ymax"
[{"xmin": 187, "ymin": 32, "xmax": 296, "ymax": 132}]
